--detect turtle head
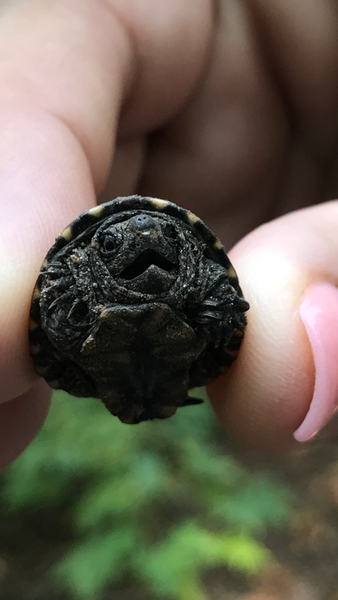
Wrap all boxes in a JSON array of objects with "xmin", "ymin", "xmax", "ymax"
[{"xmin": 92, "ymin": 212, "xmax": 181, "ymax": 295}]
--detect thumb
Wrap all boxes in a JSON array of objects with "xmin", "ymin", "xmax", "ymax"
[
  {"xmin": 0, "ymin": 0, "xmax": 129, "ymax": 467},
  {"xmin": 209, "ymin": 200, "xmax": 338, "ymax": 451},
  {"xmin": 0, "ymin": 106, "xmax": 97, "ymax": 469}
]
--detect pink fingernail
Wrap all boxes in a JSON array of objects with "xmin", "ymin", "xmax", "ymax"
[{"xmin": 294, "ymin": 283, "xmax": 338, "ymax": 442}]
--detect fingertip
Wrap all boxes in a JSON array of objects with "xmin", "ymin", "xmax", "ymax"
[
  {"xmin": 0, "ymin": 106, "xmax": 96, "ymax": 403},
  {"xmin": 0, "ymin": 381, "xmax": 51, "ymax": 471},
  {"xmin": 208, "ymin": 219, "xmax": 316, "ymax": 452},
  {"xmin": 294, "ymin": 282, "xmax": 338, "ymax": 442}
]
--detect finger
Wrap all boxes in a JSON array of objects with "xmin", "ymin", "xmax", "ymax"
[
  {"xmin": 208, "ymin": 200, "xmax": 338, "ymax": 451},
  {"xmin": 252, "ymin": 0, "xmax": 338, "ymax": 151},
  {"xmin": 0, "ymin": 381, "xmax": 50, "ymax": 471},
  {"xmin": 140, "ymin": 0, "xmax": 338, "ymax": 247},
  {"xmin": 0, "ymin": 107, "xmax": 99, "ymax": 402},
  {"xmin": 140, "ymin": 0, "xmax": 288, "ymax": 246}
]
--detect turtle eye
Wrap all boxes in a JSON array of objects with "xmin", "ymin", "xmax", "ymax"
[
  {"xmin": 100, "ymin": 231, "xmax": 123, "ymax": 256},
  {"xmin": 163, "ymin": 223, "xmax": 178, "ymax": 242}
]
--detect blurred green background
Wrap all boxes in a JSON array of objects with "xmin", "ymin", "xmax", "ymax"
[{"xmin": 1, "ymin": 391, "xmax": 338, "ymax": 600}]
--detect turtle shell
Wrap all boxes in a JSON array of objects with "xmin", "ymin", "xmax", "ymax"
[{"xmin": 29, "ymin": 195, "xmax": 249, "ymax": 423}]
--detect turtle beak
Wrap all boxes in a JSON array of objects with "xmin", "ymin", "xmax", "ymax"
[
  {"xmin": 113, "ymin": 213, "xmax": 178, "ymax": 284},
  {"xmin": 126, "ymin": 213, "xmax": 177, "ymax": 262},
  {"xmin": 118, "ymin": 249, "xmax": 176, "ymax": 281}
]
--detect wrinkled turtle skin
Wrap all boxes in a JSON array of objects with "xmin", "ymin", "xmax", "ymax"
[{"xmin": 29, "ymin": 196, "xmax": 249, "ymax": 423}]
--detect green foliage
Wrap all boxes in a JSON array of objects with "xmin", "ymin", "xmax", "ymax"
[
  {"xmin": 140, "ymin": 522, "xmax": 270, "ymax": 599},
  {"xmin": 1, "ymin": 390, "xmax": 292, "ymax": 599},
  {"xmin": 55, "ymin": 527, "xmax": 138, "ymax": 598}
]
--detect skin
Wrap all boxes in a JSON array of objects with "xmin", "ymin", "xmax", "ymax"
[{"xmin": 1, "ymin": 0, "xmax": 338, "ymax": 467}]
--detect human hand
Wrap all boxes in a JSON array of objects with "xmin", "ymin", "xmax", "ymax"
[{"xmin": 1, "ymin": 0, "xmax": 337, "ymax": 468}]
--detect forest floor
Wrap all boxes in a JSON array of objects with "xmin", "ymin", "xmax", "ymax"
[{"xmin": 1, "ymin": 439, "xmax": 338, "ymax": 600}]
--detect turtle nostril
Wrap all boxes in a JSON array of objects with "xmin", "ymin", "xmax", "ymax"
[{"xmin": 132, "ymin": 214, "xmax": 156, "ymax": 230}]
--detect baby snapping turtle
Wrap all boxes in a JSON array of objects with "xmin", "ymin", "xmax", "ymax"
[{"xmin": 30, "ymin": 196, "xmax": 249, "ymax": 423}]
